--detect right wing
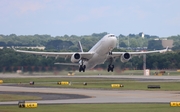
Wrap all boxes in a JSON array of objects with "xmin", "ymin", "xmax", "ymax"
[
  {"xmin": 108, "ymin": 47, "xmax": 168, "ymax": 62},
  {"xmin": 12, "ymin": 47, "xmax": 94, "ymax": 60}
]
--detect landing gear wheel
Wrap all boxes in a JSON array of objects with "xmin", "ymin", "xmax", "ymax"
[
  {"xmin": 109, "ymin": 51, "xmax": 112, "ymax": 55},
  {"xmin": 107, "ymin": 65, "xmax": 114, "ymax": 72},
  {"xmin": 79, "ymin": 65, "xmax": 82, "ymax": 72},
  {"xmin": 79, "ymin": 65, "xmax": 86, "ymax": 72},
  {"xmin": 82, "ymin": 65, "xmax": 86, "ymax": 72}
]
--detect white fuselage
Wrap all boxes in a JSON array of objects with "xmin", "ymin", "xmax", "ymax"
[{"xmin": 83, "ymin": 34, "xmax": 117, "ymax": 69}]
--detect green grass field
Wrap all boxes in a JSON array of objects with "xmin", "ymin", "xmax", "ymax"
[
  {"xmin": 0, "ymin": 104, "xmax": 179, "ymax": 112},
  {"xmin": 4, "ymin": 69, "xmax": 180, "ymax": 76},
  {"xmin": 2, "ymin": 77, "xmax": 180, "ymax": 91}
]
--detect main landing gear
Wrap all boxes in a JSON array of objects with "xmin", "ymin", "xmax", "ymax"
[
  {"xmin": 79, "ymin": 60, "xmax": 86, "ymax": 72},
  {"xmin": 107, "ymin": 56, "xmax": 114, "ymax": 72},
  {"xmin": 108, "ymin": 64, "xmax": 114, "ymax": 72},
  {"xmin": 79, "ymin": 65, "xmax": 86, "ymax": 72}
]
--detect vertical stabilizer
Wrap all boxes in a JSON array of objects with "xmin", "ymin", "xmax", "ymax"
[{"xmin": 78, "ymin": 41, "xmax": 84, "ymax": 52}]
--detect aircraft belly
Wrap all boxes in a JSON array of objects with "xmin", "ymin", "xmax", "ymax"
[
  {"xmin": 85, "ymin": 53, "xmax": 107, "ymax": 69},
  {"xmin": 84, "ymin": 36, "xmax": 117, "ymax": 70},
  {"xmin": 96, "ymin": 44, "xmax": 107, "ymax": 55}
]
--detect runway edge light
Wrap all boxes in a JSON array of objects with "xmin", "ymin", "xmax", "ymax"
[
  {"xmin": 170, "ymin": 102, "xmax": 180, "ymax": 107},
  {"xmin": 57, "ymin": 81, "xmax": 69, "ymax": 85},
  {"xmin": 25, "ymin": 102, "xmax": 38, "ymax": 108},
  {"xmin": 18, "ymin": 100, "xmax": 38, "ymax": 108},
  {"xmin": 111, "ymin": 84, "xmax": 124, "ymax": 88},
  {"xmin": 0, "ymin": 80, "xmax": 3, "ymax": 84}
]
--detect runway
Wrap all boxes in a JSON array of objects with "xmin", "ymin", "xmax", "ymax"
[
  {"xmin": 0, "ymin": 85, "xmax": 180, "ymax": 105},
  {"xmin": 0, "ymin": 74, "xmax": 180, "ymax": 105}
]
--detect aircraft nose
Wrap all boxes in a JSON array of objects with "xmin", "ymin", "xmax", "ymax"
[
  {"xmin": 108, "ymin": 36, "xmax": 117, "ymax": 48},
  {"xmin": 111, "ymin": 36, "xmax": 117, "ymax": 44}
]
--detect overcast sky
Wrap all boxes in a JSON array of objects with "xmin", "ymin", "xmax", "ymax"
[{"xmin": 0, "ymin": 0, "xmax": 180, "ymax": 37}]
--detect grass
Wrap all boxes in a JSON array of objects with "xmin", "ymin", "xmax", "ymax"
[
  {"xmin": 43, "ymin": 69, "xmax": 180, "ymax": 76},
  {"xmin": 0, "ymin": 104, "xmax": 179, "ymax": 112},
  {"xmin": 3, "ymin": 69, "xmax": 180, "ymax": 76},
  {"xmin": 1, "ymin": 77, "xmax": 180, "ymax": 91}
]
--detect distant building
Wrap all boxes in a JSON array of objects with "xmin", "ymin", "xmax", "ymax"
[
  {"xmin": 139, "ymin": 32, "xmax": 144, "ymax": 38},
  {"xmin": 154, "ymin": 38, "xmax": 160, "ymax": 40},
  {"xmin": 16, "ymin": 46, "xmax": 45, "ymax": 50},
  {"xmin": 0, "ymin": 46, "xmax": 45, "ymax": 50},
  {"xmin": 154, "ymin": 38, "xmax": 174, "ymax": 49},
  {"xmin": 161, "ymin": 39, "xmax": 173, "ymax": 48},
  {"xmin": 141, "ymin": 32, "xmax": 144, "ymax": 38}
]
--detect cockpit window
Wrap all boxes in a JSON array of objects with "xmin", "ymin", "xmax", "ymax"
[{"xmin": 108, "ymin": 35, "xmax": 115, "ymax": 37}]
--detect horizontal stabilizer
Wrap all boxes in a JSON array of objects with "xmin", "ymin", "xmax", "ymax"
[{"xmin": 54, "ymin": 63, "xmax": 79, "ymax": 66}]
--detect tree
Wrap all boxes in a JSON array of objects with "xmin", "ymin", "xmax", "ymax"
[
  {"xmin": 148, "ymin": 40, "xmax": 163, "ymax": 50},
  {"xmin": 45, "ymin": 40, "xmax": 74, "ymax": 51},
  {"xmin": 119, "ymin": 42, "xmax": 127, "ymax": 47}
]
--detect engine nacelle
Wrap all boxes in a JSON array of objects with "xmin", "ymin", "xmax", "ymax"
[
  {"xmin": 71, "ymin": 53, "xmax": 81, "ymax": 63},
  {"xmin": 121, "ymin": 52, "xmax": 131, "ymax": 62}
]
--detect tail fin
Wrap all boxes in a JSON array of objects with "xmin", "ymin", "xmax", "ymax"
[
  {"xmin": 166, "ymin": 46, "xmax": 169, "ymax": 51},
  {"xmin": 78, "ymin": 41, "xmax": 84, "ymax": 52}
]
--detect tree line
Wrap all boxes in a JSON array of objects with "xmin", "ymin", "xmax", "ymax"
[
  {"xmin": 0, "ymin": 48, "xmax": 179, "ymax": 72},
  {"xmin": 1, "ymin": 32, "xmax": 179, "ymax": 51}
]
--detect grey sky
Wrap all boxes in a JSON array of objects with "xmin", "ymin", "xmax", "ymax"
[{"xmin": 0, "ymin": 0, "xmax": 180, "ymax": 37}]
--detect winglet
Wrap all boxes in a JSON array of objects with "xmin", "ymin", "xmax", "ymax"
[
  {"xmin": 166, "ymin": 46, "xmax": 169, "ymax": 51},
  {"xmin": 12, "ymin": 46, "xmax": 16, "ymax": 51},
  {"xmin": 78, "ymin": 41, "xmax": 84, "ymax": 52},
  {"xmin": 160, "ymin": 46, "xmax": 168, "ymax": 53},
  {"xmin": 11, "ymin": 47, "xmax": 24, "ymax": 52}
]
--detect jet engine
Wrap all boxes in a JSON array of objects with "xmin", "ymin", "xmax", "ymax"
[
  {"xmin": 71, "ymin": 53, "xmax": 81, "ymax": 63},
  {"xmin": 120, "ymin": 52, "xmax": 131, "ymax": 62}
]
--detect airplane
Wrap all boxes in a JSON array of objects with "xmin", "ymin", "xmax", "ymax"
[{"xmin": 12, "ymin": 34, "xmax": 168, "ymax": 72}]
